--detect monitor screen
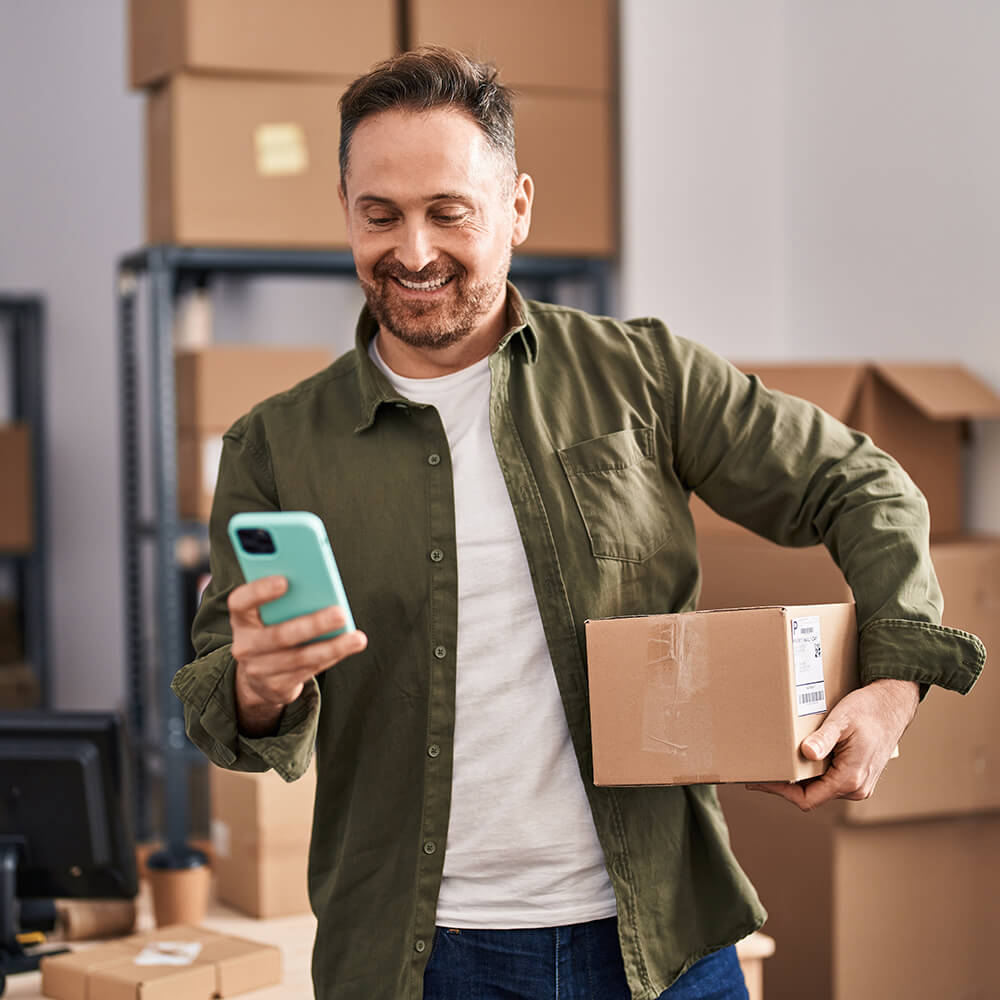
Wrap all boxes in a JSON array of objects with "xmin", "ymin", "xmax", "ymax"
[{"xmin": 0, "ymin": 711, "xmax": 138, "ymax": 900}]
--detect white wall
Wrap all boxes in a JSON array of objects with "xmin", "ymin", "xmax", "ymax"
[{"xmin": 622, "ymin": 0, "xmax": 1000, "ymax": 532}]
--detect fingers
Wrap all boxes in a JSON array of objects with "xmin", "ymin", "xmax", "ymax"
[
  {"xmin": 227, "ymin": 576, "xmax": 288, "ymax": 624},
  {"xmin": 231, "ymin": 603, "xmax": 352, "ymax": 661}
]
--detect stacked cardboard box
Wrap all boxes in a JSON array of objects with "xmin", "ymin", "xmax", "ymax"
[
  {"xmin": 130, "ymin": 0, "xmax": 396, "ymax": 247},
  {"xmin": 174, "ymin": 345, "xmax": 331, "ymax": 520},
  {"xmin": 408, "ymin": 0, "xmax": 618, "ymax": 255},
  {"xmin": 693, "ymin": 361, "xmax": 1000, "ymax": 999},
  {"xmin": 0, "ymin": 422, "xmax": 33, "ymax": 551},
  {"xmin": 209, "ymin": 761, "xmax": 317, "ymax": 918}
]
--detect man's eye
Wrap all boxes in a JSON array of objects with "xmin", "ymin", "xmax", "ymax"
[
  {"xmin": 366, "ymin": 217, "xmax": 395, "ymax": 227},
  {"xmin": 435, "ymin": 213, "xmax": 466, "ymax": 224}
]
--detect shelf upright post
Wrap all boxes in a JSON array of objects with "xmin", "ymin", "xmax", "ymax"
[
  {"xmin": 117, "ymin": 262, "xmax": 151, "ymax": 839},
  {"xmin": 146, "ymin": 247, "xmax": 193, "ymax": 856}
]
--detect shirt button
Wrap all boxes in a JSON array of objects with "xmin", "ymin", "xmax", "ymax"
[
  {"xmin": 427, "ymin": 744, "xmax": 441, "ymax": 758},
  {"xmin": 414, "ymin": 939, "xmax": 426, "ymax": 953},
  {"xmin": 423, "ymin": 841, "xmax": 437, "ymax": 855},
  {"xmin": 427, "ymin": 453, "xmax": 441, "ymax": 466},
  {"xmin": 434, "ymin": 646, "xmax": 447, "ymax": 660},
  {"xmin": 430, "ymin": 548, "xmax": 444, "ymax": 563}
]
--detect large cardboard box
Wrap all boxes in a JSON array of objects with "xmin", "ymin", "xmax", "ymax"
[
  {"xmin": 586, "ymin": 603, "xmax": 859, "ymax": 785},
  {"xmin": 408, "ymin": 0, "xmax": 615, "ymax": 93},
  {"xmin": 691, "ymin": 363, "xmax": 1000, "ymax": 540},
  {"xmin": 515, "ymin": 91, "xmax": 616, "ymax": 256},
  {"xmin": 130, "ymin": 0, "xmax": 396, "ymax": 88},
  {"xmin": 209, "ymin": 763, "xmax": 316, "ymax": 918},
  {"xmin": 0, "ymin": 423, "xmax": 33, "ymax": 552},
  {"xmin": 174, "ymin": 345, "xmax": 331, "ymax": 520},
  {"xmin": 698, "ymin": 535, "xmax": 996, "ymax": 822},
  {"xmin": 719, "ymin": 789, "xmax": 1000, "ymax": 1000},
  {"xmin": 41, "ymin": 924, "xmax": 281, "ymax": 1000},
  {"xmin": 147, "ymin": 74, "xmax": 348, "ymax": 248}
]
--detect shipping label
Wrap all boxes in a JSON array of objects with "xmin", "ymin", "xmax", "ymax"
[{"xmin": 791, "ymin": 615, "xmax": 827, "ymax": 716}]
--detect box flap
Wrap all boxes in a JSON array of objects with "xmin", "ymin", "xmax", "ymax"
[
  {"xmin": 872, "ymin": 364, "xmax": 1000, "ymax": 420},
  {"xmin": 732, "ymin": 364, "xmax": 865, "ymax": 422}
]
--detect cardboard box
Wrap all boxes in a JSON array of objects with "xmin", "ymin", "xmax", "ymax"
[
  {"xmin": 209, "ymin": 763, "xmax": 316, "ymax": 917},
  {"xmin": 0, "ymin": 423, "xmax": 33, "ymax": 552},
  {"xmin": 719, "ymin": 789, "xmax": 1000, "ymax": 1000},
  {"xmin": 515, "ymin": 91, "xmax": 616, "ymax": 256},
  {"xmin": 0, "ymin": 662, "xmax": 40, "ymax": 709},
  {"xmin": 408, "ymin": 0, "xmax": 615, "ymax": 93},
  {"xmin": 586, "ymin": 603, "xmax": 859, "ymax": 785},
  {"xmin": 178, "ymin": 431, "xmax": 223, "ymax": 521},
  {"xmin": 698, "ymin": 535, "xmax": 997, "ymax": 822},
  {"xmin": 130, "ymin": 0, "xmax": 396, "ymax": 88},
  {"xmin": 691, "ymin": 363, "xmax": 1000, "ymax": 540},
  {"xmin": 41, "ymin": 925, "xmax": 281, "ymax": 1000},
  {"xmin": 147, "ymin": 74, "xmax": 349, "ymax": 248},
  {"xmin": 175, "ymin": 345, "xmax": 331, "ymax": 432}
]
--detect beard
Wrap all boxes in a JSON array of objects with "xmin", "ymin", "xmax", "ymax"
[{"xmin": 358, "ymin": 250, "xmax": 511, "ymax": 350}]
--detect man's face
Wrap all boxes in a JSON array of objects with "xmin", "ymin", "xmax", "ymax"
[{"xmin": 339, "ymin": 108, "xmax": 532, "ymax": 351}]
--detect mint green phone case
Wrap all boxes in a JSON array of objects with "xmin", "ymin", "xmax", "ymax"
[{"xmin": 227, "ymin": 511, "xmax": 355, "ymax": 639}]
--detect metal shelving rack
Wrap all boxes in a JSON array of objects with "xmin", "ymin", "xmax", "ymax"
[
  {"xmin": 117, "ymin": 244, "xmax": 613, "ymax": 850},
  {"xmin": 0, "ymin": 296, "xmax": 49, "ymax": 706}
]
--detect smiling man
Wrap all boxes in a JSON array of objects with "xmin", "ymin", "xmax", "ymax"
[{"xmin": 172, "ymin": 47, "xmax": 984, "ymax": 1000}]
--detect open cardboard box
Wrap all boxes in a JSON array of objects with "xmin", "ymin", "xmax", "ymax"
[
  {"xmin": 586, "ymin": 603, "xmax": 859, "ymax": 786},
  {"xmin": 691, "ymin": 362, "xmax": 1000, "ymax": 539}
]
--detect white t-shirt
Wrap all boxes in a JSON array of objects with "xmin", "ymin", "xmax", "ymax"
[{"xmin": 369, "ymin": 337, "xmax": 618, "ymax": 928}]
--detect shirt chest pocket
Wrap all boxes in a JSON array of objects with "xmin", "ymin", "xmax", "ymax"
[{"xmin": 557, "ymin": 426, "xmax": 669, "ymax": 563}]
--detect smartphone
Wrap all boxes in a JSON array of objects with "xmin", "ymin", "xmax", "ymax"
[{"xmin": 227, "ymin": 510, "xmax": 355, "ymax": 640}]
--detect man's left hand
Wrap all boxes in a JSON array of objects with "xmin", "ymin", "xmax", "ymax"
[{"xmin": 746, "ymin": 678, "xmax": 920, "ymax": 812}]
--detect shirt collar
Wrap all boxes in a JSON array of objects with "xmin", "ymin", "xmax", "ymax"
[{"xmin": 354, "ymin": 281, "xmax": 538, "ymax": 433}]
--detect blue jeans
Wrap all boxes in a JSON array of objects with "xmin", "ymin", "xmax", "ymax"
[{"xmin": 422, "ymin": 916, "xmax": 749, "ymax": 1000}]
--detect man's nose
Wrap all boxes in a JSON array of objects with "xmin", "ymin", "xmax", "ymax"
[{"xmin": 395, "ymin": 223, "xmax": 438, "ymax": 274}]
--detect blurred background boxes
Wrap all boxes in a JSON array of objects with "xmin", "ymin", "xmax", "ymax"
[
  {"xmin": 130, "ymin": 0, "xmax": 395, "ymax": 86},
  {"xmin": 691, "ymin": 362, "xmax": 1000, "ymax": 540},
  {"xmin": 175, "ymin": 345, "xmax": 331, "ymax": 520},
  {"xmin": 209, "ymin": 763, "xmax": 316, "ymax": 918},
  {"xmin": 0, "ymin": 423, "xmax": 33, "ymax": 551},
  {"xmin": 408, "ymin": 0, "xmax": 618, "ymax": 255}
]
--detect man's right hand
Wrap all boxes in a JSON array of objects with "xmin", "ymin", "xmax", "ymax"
[{"xmin": 228, "ymin": 575, "xmax": 368, "ymax": 737}]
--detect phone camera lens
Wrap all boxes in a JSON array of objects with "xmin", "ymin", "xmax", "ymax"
[{"xmin": 237, "ymin": 528, "xmax": 276, "ymax": 554}]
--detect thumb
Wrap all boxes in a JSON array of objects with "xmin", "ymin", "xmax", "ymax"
[{"xmin": 802, "ymin": 715, "xmax": 845, "ymax": 760}]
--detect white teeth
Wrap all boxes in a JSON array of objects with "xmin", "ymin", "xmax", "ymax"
[{"xmin": 397, "ymin": 276, "xmax": 450, "ymax": 290}]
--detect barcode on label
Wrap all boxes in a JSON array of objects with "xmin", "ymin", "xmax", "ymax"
[
  {"xmin": 796, "ymin": 680, "xmax": 827, "ymax": 716},
  {"xmin": 800, "ymin": 690, "xmax": 824, "ymax": 705}
]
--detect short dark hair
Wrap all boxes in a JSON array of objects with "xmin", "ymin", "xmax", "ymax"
[{"xmin": 338, "ymin": 46, "xmax": 517, "ymax": 184}]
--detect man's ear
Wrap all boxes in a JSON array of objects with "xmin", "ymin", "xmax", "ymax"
[{"xmin": 511, "ymin": 172, "xmax": 534, "ymax": 248}]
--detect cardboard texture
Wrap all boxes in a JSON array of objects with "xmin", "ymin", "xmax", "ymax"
[
  {"xmin": 720, "ymin": 789, "xmax": 1000, "ymax": 1000},
  {"xmin": 41, "ymin": 925, "xmax": 280, "ymax": 1000},
  {"xmin": 147, "ymin": 74, "xmax": 348, "ymax": 248},
  {"xmin": 586, "ymin": 603, "xmax": 859, "ymax": 786},
  {"xmin": 0, "ymin": 423, "xmax": 33, "ymax": 551},
  {"xmin": 130, "ymin": 0, "xmax": 396, "ymax": 88},
  {"xmin": 698, "ymin": 535, "xmax": 997, "ymax": 821},
  {"xmin": 690, "ymin": 362, "xmax": 1000, "ymax": 539},
  {"xmin": 408, "ymin": 0, "xmax": 614, "ymax": 93},
  {"xmin": 515, "ymin": 91, "xmax": 616, "ymax": 256},
  {"xmin": 178, "ymin": 430, "xmax": 223, "ymax": 521},
  {"xmin": 209, "ymin": 763, "xmax": 316, "ymax": 917}
]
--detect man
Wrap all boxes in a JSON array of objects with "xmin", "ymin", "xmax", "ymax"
[{"xmin": 172, "ymin": 47, "xmax": 984, "ymax": 1000}]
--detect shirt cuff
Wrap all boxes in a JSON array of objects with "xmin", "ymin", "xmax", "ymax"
[
  {"xmin": 171, "ymin": 647, "xmax": 320, "ymax": 781},
  {"xmin": 858, "ymin": 618, "xmax": 986, "ymax": 695}
]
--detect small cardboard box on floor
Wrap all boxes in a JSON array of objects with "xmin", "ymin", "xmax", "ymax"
[
  {"xmin": 690, "ymin": 362, "xmax": 1000, "ymax": 540},
  {"xmin": 175, "ymin": 345, "xmax": 331, "ymax": 520},
  {"xmin": 41, "ymin": 923, "xmax": 281, "ymax": 999},
  {"xmin": 209, "ymin": 761, "xmax": 316, "ymax": 918},
  {"xmin": 586, "ymin": 603, "xmax": 859, "ymax": 786}
]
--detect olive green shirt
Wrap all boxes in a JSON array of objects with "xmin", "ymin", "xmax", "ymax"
[{"xmin": 172, "ymin": 286, "xmax": 984, "ymax": 1000}]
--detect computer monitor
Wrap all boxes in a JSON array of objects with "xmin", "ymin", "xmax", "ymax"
[{"xmin": 0, "ymin": 710, "xmax": 138, "ymax": 986}]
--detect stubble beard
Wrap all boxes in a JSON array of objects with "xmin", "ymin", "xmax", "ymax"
[{"xmin": 359, "ymin": 249, "xmax": 511, "ymax": 350}]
